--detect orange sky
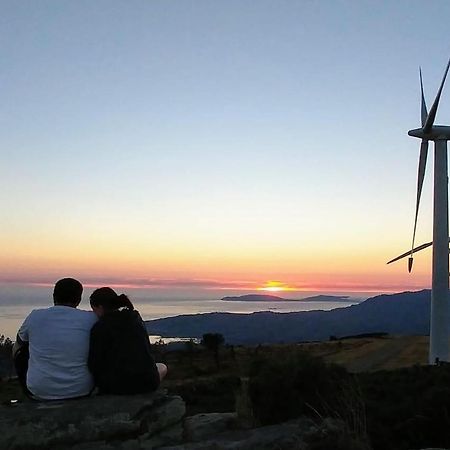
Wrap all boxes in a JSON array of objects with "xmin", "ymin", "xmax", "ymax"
[{"xmin": 0, "ymin": 229, "xmax": 432, "ymax": 295}]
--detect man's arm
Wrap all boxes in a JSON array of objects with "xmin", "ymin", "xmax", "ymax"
[
  {"xmin": 12, "ymin": 334, "xmax": 27, "ymax": 358},
  {"xmin": 13, "ymin": 313, "xmax": 31, "ymax": 358}
]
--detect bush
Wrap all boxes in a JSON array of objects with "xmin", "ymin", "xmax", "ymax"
[
  {"xmin": 248, "ymin": 355, "xmax": 450, "ymax": 450},
  {"xmin": 360, "ymin": 364, "xmax": 450, "ymax": 450},
  {"xmin": 0, "ymin": 335, "xmax": 13, "ymax": 358},
  {"xmin": 202, "ymin": 333, "xmax": 225, "ymax": 368},
  {"xmin": 248, "ymin": 351, "xmax": 354, "ymax": 426},
  {"xmin": 0, "ymin": 335, "xmax": 13, "ymax": 380}
]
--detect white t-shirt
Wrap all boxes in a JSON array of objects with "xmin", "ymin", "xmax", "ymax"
[{"xmin": 18, "ymin": 305, "xmax": 98, "ymax": 400}]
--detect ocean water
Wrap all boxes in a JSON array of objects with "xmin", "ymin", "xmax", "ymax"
[
  {"xmin": 0, "ymin": 297, "xmax": 366, "ymax": 340},
  {"xmin": 0, "ymin": 284, "xmax": 373, "ymax": 340}
]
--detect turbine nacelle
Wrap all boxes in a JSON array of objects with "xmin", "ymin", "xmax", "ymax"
[{"xmin": 408, "ymin": 126, "xmax": 450, "ymax": 140}]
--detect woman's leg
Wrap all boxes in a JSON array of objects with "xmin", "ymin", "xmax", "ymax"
[{"xmin": 156, "ymin": 363, "xmax": 168, "ymax": 381}]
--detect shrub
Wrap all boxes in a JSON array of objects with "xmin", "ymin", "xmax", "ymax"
[
  {"xmin": 360, "ymin": 364, "xmax": 450, "ymax": 450},
  {"xmin": 248, "ymin": 351, "xmax": 355, "ymax": 426},
  {"xmin": 202, "ymin": 333, "xmax": 225, "ymax": 368}
]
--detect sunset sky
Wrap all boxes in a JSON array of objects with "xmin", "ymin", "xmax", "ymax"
[{"xmin": 2, "ymin": 1, "xmax": 450, "ymax": 297}]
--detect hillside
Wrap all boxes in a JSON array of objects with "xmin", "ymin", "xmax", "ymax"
[{"xmin": 146, "ymin": 290, "xmax": 431, "ymax": 344}]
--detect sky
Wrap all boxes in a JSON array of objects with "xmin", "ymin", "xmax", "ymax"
[{"xmin": 1, "ymin": 0, "xmax": 450, "ymax": 298}]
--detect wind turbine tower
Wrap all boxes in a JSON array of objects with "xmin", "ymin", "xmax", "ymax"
[{"xmin": 388, "ymin": 59, "xmax": 450, "ymax": 364}]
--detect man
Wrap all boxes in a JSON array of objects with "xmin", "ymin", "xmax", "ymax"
[{"xmin": 14, "ymin": 278, "xmax": 97, "ymax": 400}]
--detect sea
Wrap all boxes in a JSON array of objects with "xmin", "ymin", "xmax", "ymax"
[{"xmin": 0, "ymin": 285, "xmax": 377, "ymax": 342}]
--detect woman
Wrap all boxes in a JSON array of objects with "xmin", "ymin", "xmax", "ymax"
[{"xmin": 88, "ymin": 287, "xmax": 167, "ymax": 394}]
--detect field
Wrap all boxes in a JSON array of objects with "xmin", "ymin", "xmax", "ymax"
[
  {"xmin": 163, "ymin": 334, "xmax": 430, "ymax": 379},
  {"xmin": 153, "ymin": 334, "xmax": 430, "ymax": 415},
  {"xmin": 0, "ymin": 334, "xmax": 429, "ymax": 406},
  {"xmin": 302, "ymin": 335, "xmax": 429, "ymax": 371},
  {"xmin": 158, "ymin": 335, "xmax": 450, "ymax": 450}
]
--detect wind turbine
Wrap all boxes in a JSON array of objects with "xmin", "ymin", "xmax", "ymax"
[{"xmin": 387, "ymin": 59, "xmax": 450, "ymax": 364}]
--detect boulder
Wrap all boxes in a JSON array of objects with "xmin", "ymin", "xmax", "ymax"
[
  {"xmin": 161, "ymin": 416, "xmax": 372, "ymax": 450},
  {"xmin": 183, "ymin": 412, "xmax": 238, "ymax": 442},
  {"xmin": 0, "ymin": 390, "xmax": 185, "ymax": 450},
  {"xmin": 160, "ymin": 417, "xmax": 316, "ymax": 450}
]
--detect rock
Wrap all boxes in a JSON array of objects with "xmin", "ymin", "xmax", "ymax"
[
  {"xmin": 0, "ymin": 390, "xmax": 185, "ymax": 450},
  {"xmin": 183, "ymin": 412, "xmax": 238, "ymax": 442},
  {"xmin": 161, "ymin": 416, "xmax": 373, "ymax": 450},
  {"xmin": 160, "ymin": 417, "xmax": 316, "ymax": 450}
]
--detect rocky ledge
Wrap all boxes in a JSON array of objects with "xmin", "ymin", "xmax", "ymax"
[
  {"xmin": 0, "ymin": 392, "xmax": 446, "ymax": 450},
  {"xmin": 0, "ymin": 390, "xmax": 185, "ymax": 450}
]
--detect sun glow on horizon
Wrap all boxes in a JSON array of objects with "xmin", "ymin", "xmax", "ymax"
[{"xmin": 257, "ymin": 280, "xmax": 296, "ymax": 292}]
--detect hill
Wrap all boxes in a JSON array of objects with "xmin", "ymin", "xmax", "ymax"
[
  {"xmin": 221, "ymin": 294, "xmax": 350, "ymax": 302},
  {"xmin": 146, "ymin": 290, "xmax": 431, "ymax": 344}
]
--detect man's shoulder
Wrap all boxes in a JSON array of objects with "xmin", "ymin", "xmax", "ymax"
[
  {"xmin": 30, "ymin": 306, "xmax": 97, "ymax": 324},
  {"xmin": 24, "ymin": 307, "xmax": 53, "ymax": 319}
]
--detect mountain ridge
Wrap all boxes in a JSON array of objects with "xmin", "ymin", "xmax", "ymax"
[{"xmin": 146, "ymin": 290, "xmax": 431, "ymax": 344}]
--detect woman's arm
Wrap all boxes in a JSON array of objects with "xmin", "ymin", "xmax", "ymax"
[{"xmin": 88, "ymin": 323, "xmax": 108, "ymax": 380}]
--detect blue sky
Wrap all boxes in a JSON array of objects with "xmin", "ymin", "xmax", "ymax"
[{"xmin": 1, "ymin": 1, "xmax": 450, "ymax": 293}]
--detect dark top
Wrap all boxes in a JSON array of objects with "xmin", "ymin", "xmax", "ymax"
[{"xmin": 88, "ymin": 309, "xmax": 160, "ymax": 395}]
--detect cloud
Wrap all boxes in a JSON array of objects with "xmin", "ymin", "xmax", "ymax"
[{"xmin": 0, "ymin": 275, "xmax": 259, "ymax": 290}]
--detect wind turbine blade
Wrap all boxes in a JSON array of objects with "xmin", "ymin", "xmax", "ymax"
[
  {"xmin": 409, "ymin": 140, "xmax": 429, "ymax": 271},
  {"xmin": 423, "ymin": 58, "xmax": 450, "ymax": 133},
  {"xmin": 420, "ymin": 68, "xmax": 428, "ymax": 127},
  {"xmin": 387, "ymin": 241, "xmax": 433, "ymax": 265}
]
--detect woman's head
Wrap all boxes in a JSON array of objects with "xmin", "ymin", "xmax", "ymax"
[{"xmin": 90, "ymin": 287, "xmax": 134, "ymax": 317}]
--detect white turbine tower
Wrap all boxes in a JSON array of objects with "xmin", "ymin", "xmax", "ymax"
[{"xmin": 388, "ymin": 59, "xmax": 450, "ymax": 364}]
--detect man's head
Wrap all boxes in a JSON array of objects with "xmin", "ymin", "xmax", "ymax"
[{"xmin": 53, "ymin": 278, "xmax": 83, "ymax": 307}]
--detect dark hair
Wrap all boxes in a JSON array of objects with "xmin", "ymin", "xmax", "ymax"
[
  {"xmin": 90, "ymin": 287, "xmax": 134, "ymax": 312},
  {"xmin": 53, "ymin": 278, "xmax": 83, "ymax": 306}
]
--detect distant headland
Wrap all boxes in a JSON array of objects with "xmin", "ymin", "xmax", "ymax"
[
  {"xmin": 221, "ymin": 294, "xmax": 351, "ymax": 302},
  {"xmin": 146, "ymin": 290, "xmax": 431, "ymax": 345}
]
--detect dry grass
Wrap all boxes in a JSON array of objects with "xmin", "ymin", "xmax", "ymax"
[{"xmin": 318, "ymin": 335, "xmax": 429, "ymax": 372}]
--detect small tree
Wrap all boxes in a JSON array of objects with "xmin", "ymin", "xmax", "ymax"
[{"xmin": 201, "ymin": 333, "xmax": 224, "ymax": 369}]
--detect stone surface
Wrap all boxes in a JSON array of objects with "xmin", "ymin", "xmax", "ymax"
[
  {"xmin": 0, "ymin": 390, "xmax": 185, "ymax": 450},
  {"xmin": 160, "ymin": 417, "xmax": 316, "ymax": 450},
  {"xmin": 161, "ymin": 416, "xmax": 373, "ymax": 450},
  {"xmin": 183, "ymin": 412, "xmax": 238, "ymax": 442}
]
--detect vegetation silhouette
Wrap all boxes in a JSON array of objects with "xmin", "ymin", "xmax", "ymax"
[{"xmin": 201, "ymin": 333, "xmax": 224, "ymax": 369}]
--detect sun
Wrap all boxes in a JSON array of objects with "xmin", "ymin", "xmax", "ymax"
[{"xmin": 257, "ymin": 280, "xmax": 294, "ymax": 292}]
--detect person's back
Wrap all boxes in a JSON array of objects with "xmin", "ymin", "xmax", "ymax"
[
  {"xmin": 19, "ymin": 306, "xmax": 97, "ymax": 399},
  {"xmin": 89, "ymin": 308, "xmax": 160, "ymax": 394},
  {"xmin": 88, "ymin": 287, "xmax": 166, "ymax": 395},
  {"xmin": 15, "ymin": 278, "xmax": 97, "ymax": 400}
]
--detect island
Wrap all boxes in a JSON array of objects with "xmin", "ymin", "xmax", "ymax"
[{"xmin": 221, "ymin": 294, "xmax": 351, "ymax": 302}]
